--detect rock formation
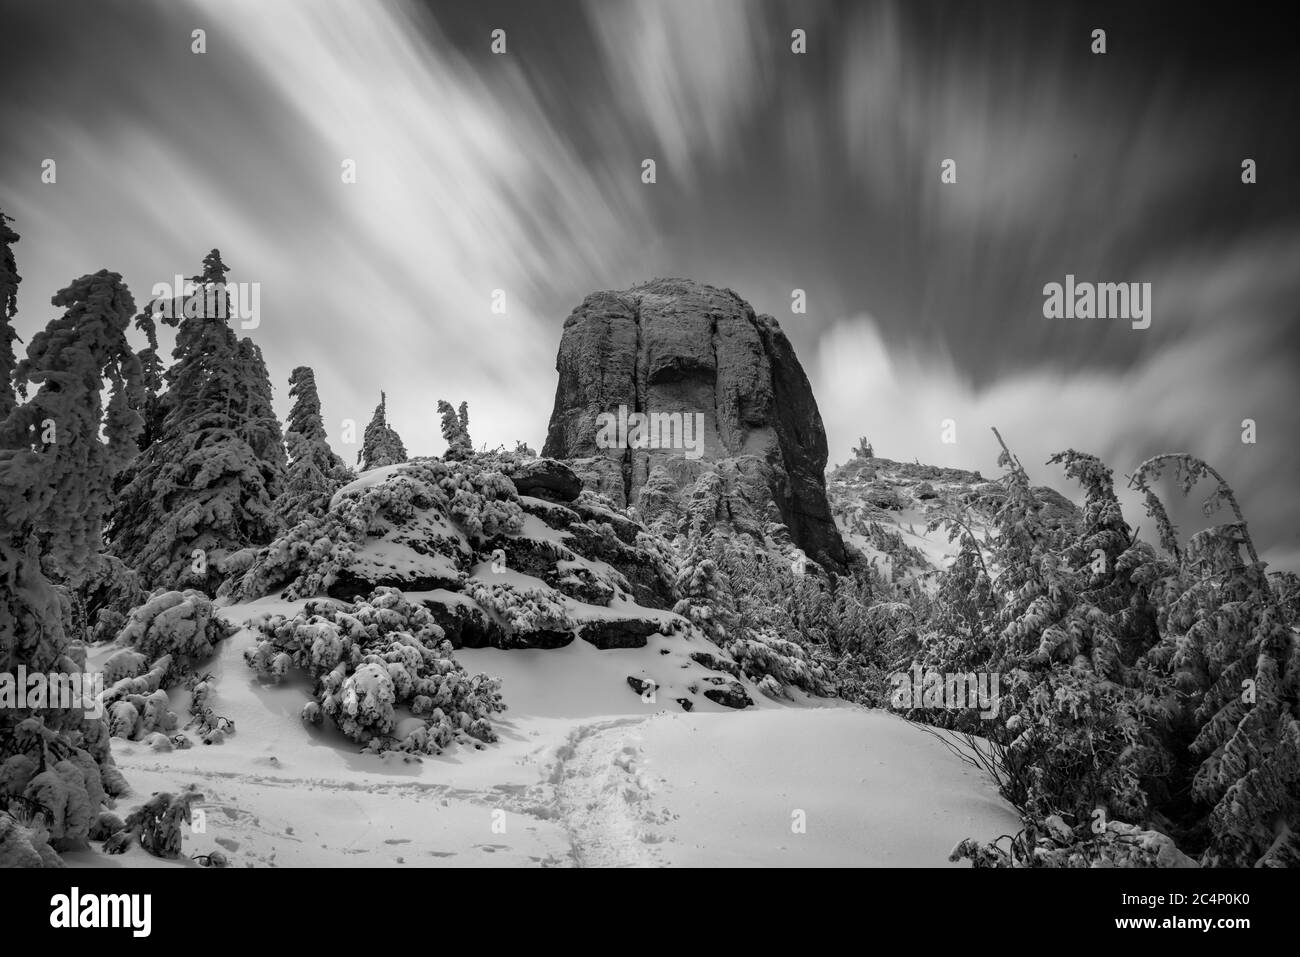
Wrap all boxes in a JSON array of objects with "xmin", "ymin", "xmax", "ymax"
[{"xmin": 542, "ymin": 279, "xmax": 846, "ymax": 570}]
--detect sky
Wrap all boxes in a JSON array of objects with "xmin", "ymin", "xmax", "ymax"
[{"xmin": 2, "ymin": 0, "xmax": 1297, "ymax": 569}]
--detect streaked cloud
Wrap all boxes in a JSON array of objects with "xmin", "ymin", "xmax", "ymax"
[
  {"xmin": 584, "ymin": 0, "xmax": 777, "ymax": 174},
  {"xmin": 1, "ymin": 0, "xmax": 1294, "ymax": 566},
  {"xmin": 814, "ymin": 233, "xmax": 1300, "ymax": 570}
]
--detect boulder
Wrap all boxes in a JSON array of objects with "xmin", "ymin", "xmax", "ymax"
[
  {"xmin": 626, "ymin": 676, "xmax": 655, "ymax": 697},
  {"xmin": 420, "ymin": 595, "xmax": 510, "ymax": 649},
  {"xmin": 702, "ymin": 680, "xmax": 754, "ymax": 710},
  {"xmin": 689, "ymin": 650, "xmax": 741, "ymax": 677},
  {"xmin": 505, "ymin": 458, "xmax": 583, "ymax": 502},
  {"xmin": 579, "ymin": 617, "xmax": 662, "ymax": 649}
]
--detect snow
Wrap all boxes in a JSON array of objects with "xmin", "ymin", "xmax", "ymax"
[
  {"xmin": 71, "ymin": 596, "xmax": 1018, "ymax": 868},
  {"xmin": 513, "ymin": 510, "xmax": 568, "ymax": 545},
  {"xmin": 350, "ymin": 538, "xmax": 461, "ymax": 584},
  {"xmin": 458, "ymin": 635, "xmax": 734, "ymax": 718},
  {"xmin": 552, "ymin": 709, "xmax": 1020, "ymax": 867},
  {"xmin": 329, "ymin": 462, "xmax": 410, "ymax": 508}
]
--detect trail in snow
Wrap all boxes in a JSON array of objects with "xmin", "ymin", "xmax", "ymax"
[
  {"xmin": 546, "ymin": 709, "xmax": 1023, "ymax": 867},
  {"xmin": 548, "ymin": 717, "xmax": 668, "ymax": 867},
  {"xmin": 81, "ymin": 705, "xmax": 1019, "ymax": 868}
]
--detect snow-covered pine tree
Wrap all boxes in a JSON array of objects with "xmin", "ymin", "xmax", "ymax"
[
  {"xmin": 285, "ymin": 366, "xmax": 343, "ymax": 467},
  {"xmin": 672, "ymin": 526, "xmax": 735, "ymax": 643},
  {"xmin": 129, "ymin": 299, "xmax": 166, "ymax": 451},
  {"xmin": 2, "ymin": 268, "xmax": 145, "ymax": 661},
  {"xmin": 107, "ymin": 250, "xmax": 285, "ymax": 593},
  {"xmin": 232, "ymin": 337, "xmax": 287, "ymax": 478},
  {"xmin": 1130, "ymin": 453, "xmax": 1300, "ymax": 867},
  {"xmin": 357, "ymin": 391, "xmax": 406, "ymax": 469},
  {"xmin": 438, "ymin": 398, "xmax": 473, "ymax": 460},
  {"xmin": 0, "ymin": 269, "xmax": 143, "ymax": 860},
  {"xmin": 922, "ymin": 496, "xmax": 999, "ymax": 675},
  {"xmin": 276, "ymin": 365, "xmax": 351, "ymax": 528},
  {"xmin": 0, "ymin": 210, "xmax": 21, "ymax": 421},
  {"xmin": 923, "ymin": 434, "xmax": 1166, "ymax": 830},
  {"xmin": 71, "ymin": 554, "xmax": 147, "ymax": 645}
]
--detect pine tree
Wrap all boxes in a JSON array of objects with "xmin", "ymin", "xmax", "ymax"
[
  {"xmin": 438, "ymin": 398, "xmax": 473, "ymax": 460},
  {"xmin": 918, "ymin": 434, "xmax": 1167, "ymax": 827},
  {"xmin": 107, "ymin": 251, "xmax": 285, "ymax": 593},
  {"xmin": 2, "ymin": 268, "xmax": 145, "ymax": 658},
  {"xmin": 276, "ymin": 366, "xmax": 350, "ymax": 528},
  {"xmin": 358, "ymin": 391, "xmax": 407, "ymax": 470},
  {"xmin": 130, "ymin": 299, "xmax": 166, "ymax": 451},
  {"xmin": 285, "ymin": 366, "xmax": 338, "ymax": 457},
  {"xmin": 672, "ymin": 527, "xmax": 734, "ymax": 642},
  {"xmin": 0, "ymin": 270, "xmax": 143, "ymax": 861},
  {"xmin": 0, "ymin": 210, "xmax": 22, "ymax": 421},
  {"xmin": 192, "ymin": 248, "xmax": 229, "ymax": 288},
  {"xmin": 232, "ymin": 338, "xmax": 287, "ymax": 477},
  {"xmin": 1131, "ymin": 453, "xmax": 1300, "ymax": 866}
]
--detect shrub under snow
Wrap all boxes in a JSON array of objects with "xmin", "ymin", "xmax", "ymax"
[
  {"xmin": 229, "ymin": 458, "xmax": 525, "ymax": 602},
  {"xmin": 245, "ymin": 587, "xmax": 506, "ymax": 754},
  {"xmin": 115, "ymin": 589, "xmax": 234, "ymax": 684},
  {"xmin": 727, "ymin": 632, "xmax": 835, "ymax": 698},
  {"xmin": 463, "ymin": 579, "xmax": 575, "ymax": 641},
  {"xmin": 0, "ymin": 717, "xmax": 126, "ymax": 853},
  {"xmin": 104, "ymin": 789, "xmax": 204, "ymax": 859}
]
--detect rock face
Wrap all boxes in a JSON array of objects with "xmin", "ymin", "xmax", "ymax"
[
  {"xmin": 542, "ymin": 279, "xmax": 846, "ymax": 570},
  {"xmin": 503, "ymin": 458, "xmax": 582, "ymax": 502}
]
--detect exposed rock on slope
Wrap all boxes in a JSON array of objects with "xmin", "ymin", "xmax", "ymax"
[
  {"xmin": 224, "ymin": 456, "xmax": 762, "ymax": 709},
  {"xmin": 828, "ymin": 453, "xmax": 1080, "ymax": 585},
  {"xmin": 542, "ymin": 279, "xmax": 846, "ymax": 570}
]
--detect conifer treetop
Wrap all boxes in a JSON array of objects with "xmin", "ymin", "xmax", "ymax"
[
  {"xmin": 192, "ymin": 248, "xmax": 230, "ymax": 287},
  {"xmin": 359, "ymin": 390, "xmax": 407, "ymax": 469},
  {"xmin": 438, "ymin": 398, "xmax": 473, "ymax": 461},
  {"xmin": 287, "ymin": 366, "xmax": 326, "ymax": 440}
]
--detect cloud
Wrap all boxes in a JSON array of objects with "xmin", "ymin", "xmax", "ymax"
[
  {"xmin": 583, "ymin": 0, "xmax": 776, "ymax": 174},
  {"xmin": 3, "ymin": 0, "xmax": 659, "ymax": 456},
  {"xmin": 814, "ymin": 286, "xmax": 1300, "ymax": 571},
  {"xmin": 836, "ymin": 2, "xmax": 1213, "ymax": 237},
  {"xmin": 178, "ymin": 0, "xmax": 660, "ymax": 454}
]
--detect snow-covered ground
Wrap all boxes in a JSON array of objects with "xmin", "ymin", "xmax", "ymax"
[{"xmin": 73, "ymin": 601, "xmax": 1018, "ymax": 868}]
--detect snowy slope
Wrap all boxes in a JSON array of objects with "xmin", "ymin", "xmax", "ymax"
[
  {"xmin": 73, "ymin": 598, "xmax": 1019, "ymax": 868},
  {"xmin": 552, "ymin": 709, "xmax": 1019, "ymax": 867},
  {"xmin": 60, "ymin": 457, "xmax": 1027, "ymax": 868}
]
